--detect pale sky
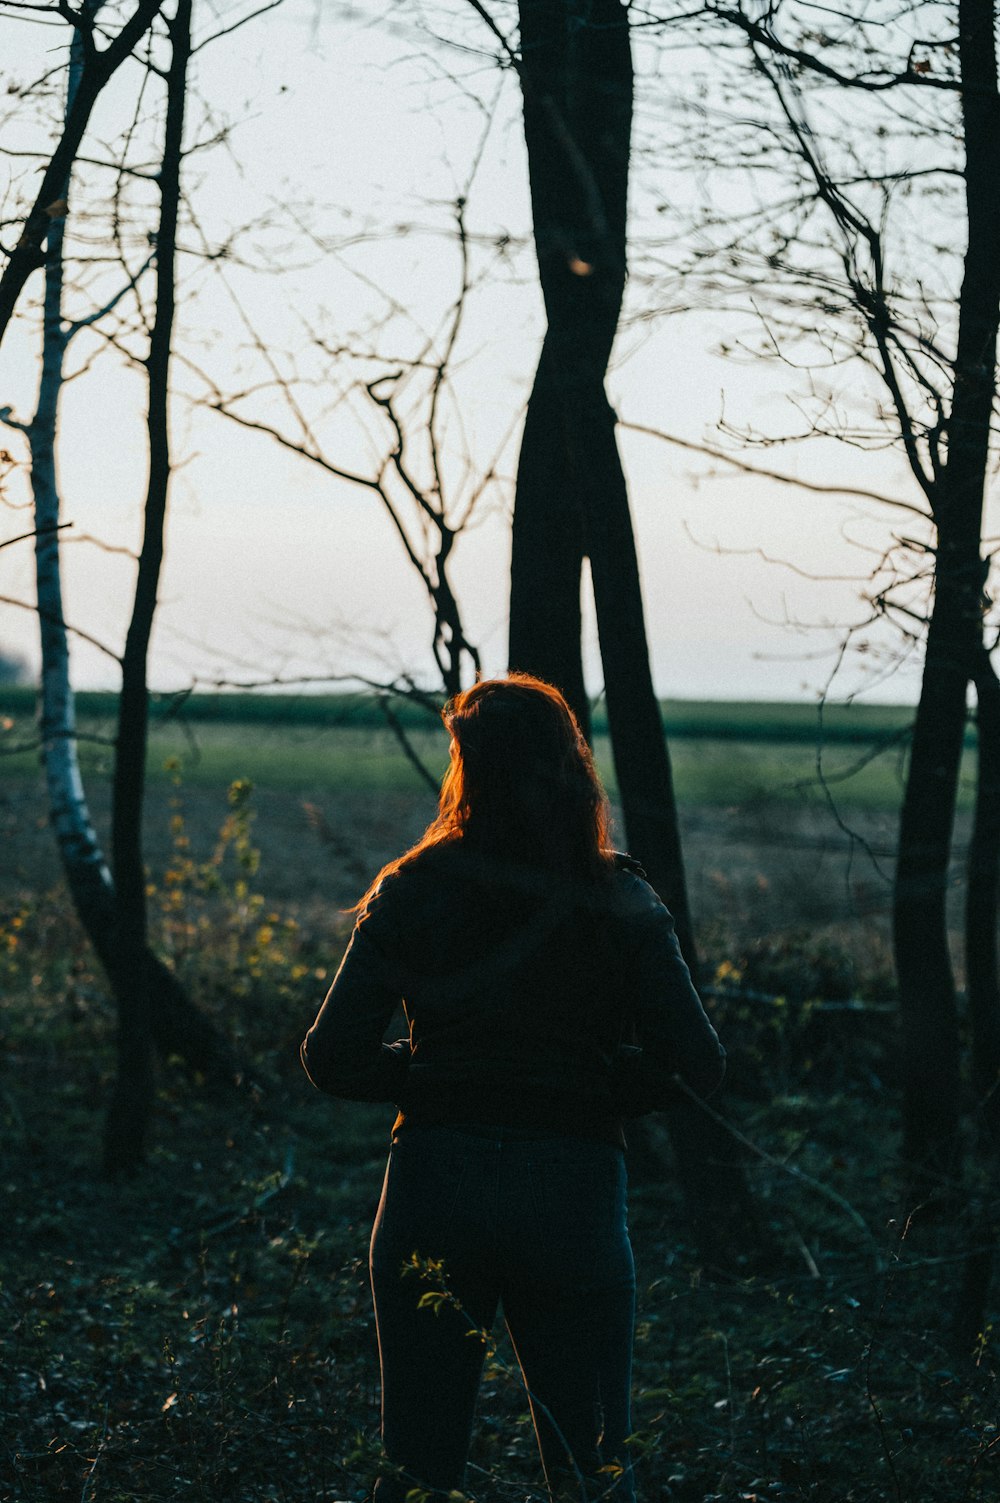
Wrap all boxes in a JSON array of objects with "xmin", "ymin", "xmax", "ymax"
[{"xmin": 0, "ymin": 0, "xmax": 962, "ymax": 705}]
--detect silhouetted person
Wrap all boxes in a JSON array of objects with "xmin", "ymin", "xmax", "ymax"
[{"xmin": 301, "ymin": 674, "xmax": 725, "ymax": 1503}]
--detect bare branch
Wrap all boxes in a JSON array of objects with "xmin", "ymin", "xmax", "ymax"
[
  {"xmin": 619, "ymin": 419, "xmax": 929, "ymax": 517},
  {"xmin": 0, "ymin": 0, "xmax": 166, "ymax": 348},
  {"xmin": 191, "ymin": 0, "xmax": 284, "ymax": 55},
  {"xmin": 0, "ymin": 520, "xmax": 71, "ymax": 551},
  {"xmin": 0, "ymin": 592, "xmax": 120, "ymax": 660},
  {"xmin": 65, "ymin": 249, "xmax": 154, "ymax": 335}
]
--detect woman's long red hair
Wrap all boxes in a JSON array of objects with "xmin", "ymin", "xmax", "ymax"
[{"xmin": 357, "ymin": 674, "xmax": 613, "ymax": 908}]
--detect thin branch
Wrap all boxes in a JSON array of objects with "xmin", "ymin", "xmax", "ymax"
[
  {"xmin": 0, "ymin": 520, "xmax": 72, "ymax": 551},
  {"xmin": 619, "ymin": 419, "xmax": 928, "ymax": 517},
  {"xmin": 65, "ymin": 249, "xmax": 154, "ymax": 336},
  {"xmin": 0, "ymin": 592, "xmax": 120, "ymax": 660},
  {"xmin": 673, "ymin": 1075, "xmax": 881, "ymax": 1269},
  {"xmin": 709, "ymin": 2, "xmax": 962, "ymax": 94},
  {"xmin": 753, "ymin": 49, "xmax": 937, "ymax": 505},
  {"xmin": 0, "ymin": 0, "xmax": 166, "ymax": 348},
  {"xmin": 379, "ymin": 695, "xmax": 441, "ymax": 795},
  {"xmin": 191, "ymin": 0, "xmax": 283, "ymax": 54}
]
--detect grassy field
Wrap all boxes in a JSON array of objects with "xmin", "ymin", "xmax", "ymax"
[
  {"xmin": 0, "ymin": 688, "xmax": 924, "ymax": 742},
  {"xmin": 0, "ymin": 689, "xmax": 967, "ymax": 811}
]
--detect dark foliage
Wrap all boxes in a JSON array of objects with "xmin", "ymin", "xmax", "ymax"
[{"xmin": 2, "ymin": 819, "xmax": 998, "ymax": 1501}]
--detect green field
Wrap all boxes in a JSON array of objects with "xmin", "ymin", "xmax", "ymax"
[
  {"xmin": 0, "ymin": 690, "xmax": 967, "ymax": 810},
  {"xmin": 1, "ymin": 686, "xmax": 921, "ymax": 739}
]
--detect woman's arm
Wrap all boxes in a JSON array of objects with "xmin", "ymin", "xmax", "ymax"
[
  {"xmin": 300, "ymin": 913, "xmax": 410, "ymax": 1102},
  {"xmin": 621, "ymin": 878, "xmax": 726, "ymax": 1108}
]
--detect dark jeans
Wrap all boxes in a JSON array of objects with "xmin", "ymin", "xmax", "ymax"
[{"xmin": 369, "ymin": 1124, "xmax": 636, "ymax": 1503}]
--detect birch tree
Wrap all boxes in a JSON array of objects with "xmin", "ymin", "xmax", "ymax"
[
  {"xmin": 2, "ymin": 0, "xmax": 238, "ymax": 1171},
  {"xmin": 0, "ymin": 0, "xmax": 165, "ymax": 349}
]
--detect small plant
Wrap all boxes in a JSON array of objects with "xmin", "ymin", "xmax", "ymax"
[{"xmin": 148, "ymin": 762, "xmax": 315, "ymax": 1053}]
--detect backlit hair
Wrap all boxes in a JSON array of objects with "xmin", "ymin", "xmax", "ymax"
[{"xmin": 356, "ymin": 673, "xmax": 613, "ymax": 908}]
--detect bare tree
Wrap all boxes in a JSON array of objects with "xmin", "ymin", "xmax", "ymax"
[
  {"xmin": 647, "ymin": 0, "xmax": 1000, "ymax": 1188},
  {"xmin": 2, "ymin": 0, "xmax": 250, "ymax": 1171},
  {"xmin": 452, "ymin": 0, "xmax": 764, "ymax": 1261},
  {"xmin": 102, "ymin": 0, "xmax": 195, "ymax": 1170},
  {"xmin": 465, "ymin": 0, "xmax": 700, "ymax": 963},
  {"xmin": 0, "ymin": 0, "xmax": 165, "ymax": 348},
  {"xmin": 198, "ymin": 181, "xmax": 511, "ymax": 703}
]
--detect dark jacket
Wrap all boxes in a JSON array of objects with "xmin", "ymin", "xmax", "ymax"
[{"xmin": 300, "ymin": 845, "xmax": 725, "ymax": 1138}]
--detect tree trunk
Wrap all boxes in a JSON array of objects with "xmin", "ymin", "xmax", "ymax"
[
  {"xmin": 32, "ymin": 4, "xmax": 115, "ymax": 939},
  {"xmin": 956, "ymin": 655, "xmax": 1000, "ymax": 1356},
  {"xmin": 105, "ymin": 0, "xmax": 193, "ymax": 1174},
  {"xmin": 967, "ymin": 651, "xmax": 1000, "ymax": 1142},
  {"xmin": 893, "ymin": 0, "xmax": 1000, "ymax": 1192},
  {"xmin": 509, "ymin": 338, "xmax": 590, "ymax": 738},
  {"xmin": 583, "ymin": 394, "xmax": 696, "ymax": 962},
  {"xmin": 511, "ymin": 0, "xmax": 691, "ymax": 935},
  {"xmin": 23, "ymin": 3, "xmax": 235, "ymax": 1176},
  {"xmin": 511, "ymin": 0, "xmax": 752, "ymax": 1259},
  {"xmin": 893, "ymin": 601, "xmax": 973, "ymax": 1190}
]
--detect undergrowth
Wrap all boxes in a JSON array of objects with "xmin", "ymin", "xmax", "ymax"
[{"xmin": 1, "ymin": 781, "xmax": 997, "ymax": 1502}]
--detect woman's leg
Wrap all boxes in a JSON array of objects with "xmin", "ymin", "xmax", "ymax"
[
  {"xmin": 369, "ymin": 1129, "xmax": 500, "ymax": 1503},
  {"xmin": 502, "ymin": 1278, "xmax": 635, "ymax": 1502},
  {"xmin": 500, "ymin": 1140, "xmax": 637, "ymax": 1503}
]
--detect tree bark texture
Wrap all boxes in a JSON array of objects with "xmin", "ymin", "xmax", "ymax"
[
  {"xmin": 32, "ymin": 4, "xmax": 115, "ymax": 948},
  {"xmin": 0, "ymin": 0, "xmax": 164, "ymax": 351},
  {"xmin": 511, "ymin": 0, "xmax": 693, "ymax": 949},
  {"xmin": 893, "ymin": 0, "xmax": 1000, "ymax": 1189},
  {"xmin": 967, "ymin": 652, "xmax": 1000, "ymax": 1142},
  {"xmin": 105, "ymin": 0, "xmax": 193, "ymax": 1174}
]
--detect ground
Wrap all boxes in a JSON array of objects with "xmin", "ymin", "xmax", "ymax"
[{"xmin": 0, "ymin": 711, "xmax": 996, "ymax": 1501}]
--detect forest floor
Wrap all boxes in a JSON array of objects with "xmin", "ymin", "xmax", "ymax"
[{"xmin": 1, "ymin": 727, "xmax": 997, "ymax": 1502}]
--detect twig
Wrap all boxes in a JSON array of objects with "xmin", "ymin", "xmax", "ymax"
[
  {"xmin": 0, "ymin": 520, "xmax": 71, "ymax": 551},
  {"xmin": 379, "ymin": 695, "xmax": 440, "ymax": 796},
  {"xmin": 0, "ymin": 593, "xmax": 120, "ymax": 660},
  {"xmin": 673, "ymin": 1077, "xmax": 882, "ymax": 1269},
  {"xmin": 620, "ymin": 420, "xmax": 925, "ymax": 517}
]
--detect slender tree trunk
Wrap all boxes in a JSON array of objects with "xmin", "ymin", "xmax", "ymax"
[
  {"xmin": 511, "ymin": 0, "xmax": 691, "ymax": 938},
  {"xmin": 104, "ymin": 0, "xmax": 193, "ymax": 1173},
  {"xmin": 955, "ymin": 650, "xmax": 1000, "ymax": 1352},
  {"xmin": 20, "ymin": 2, "xmax": 234, "ymax": 1177},
  {"xmin": 32, "ymin": 6, "xmax": 115, "ymax": 940},
  {"xmin": 894, "ymin": 602, "xmax": 974, "ymax": 1189},
  {"xmin": 583, "ymin": 395, "xmax": 695, "ymax": 962},
  {"xmin": 893, "ymin": 0, "xmax": 1000, "ymax": 1191},
  {"xmin": 967, "ymin": 651, "xmax": 1000, "ymax": 1142}
]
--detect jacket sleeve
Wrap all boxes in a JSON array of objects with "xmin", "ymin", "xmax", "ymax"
[
  {"xmin": 623, "ymin": 880, "xmax": 726, "ymax": 1108},
  {"xmin": 300, "ymin": 894, "xmax": 410, "ymax": 1102}
]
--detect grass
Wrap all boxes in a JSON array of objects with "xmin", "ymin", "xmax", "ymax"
[
  {"xmin": 1, "ymin": 798, "xmax": 998, "ymax": 1502},
  {"xmin": 0, "ymin": 689, "xmax": 921, "ymax": 742},
  {"xmin": 0, "ymin": 691, "xmax": 972, "ymax": 809}
]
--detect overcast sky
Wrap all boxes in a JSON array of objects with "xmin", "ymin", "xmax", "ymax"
[{"xmin": 0, "ymin": 0, "xmax": 954, "ymax": 704}]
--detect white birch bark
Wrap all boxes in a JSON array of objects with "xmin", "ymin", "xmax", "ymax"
[{"xmin": 30, "ymin": 2, "xmax": 115, "ymax": 912}]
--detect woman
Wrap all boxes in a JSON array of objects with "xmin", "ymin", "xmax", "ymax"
[{"xmin": 301, "ymin": 674, "xmax": 725, "ymax": 1503}]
